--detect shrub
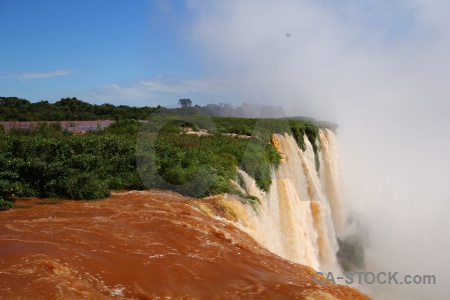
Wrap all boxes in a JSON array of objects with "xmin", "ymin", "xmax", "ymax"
[
  {"xmin": 243, "ymin": 195, "xmax": 261, "ymax": 212},
  {"xmin": 0, "ymin": 179, "xmax": 19, "ymax": 201},
  {"xmin": 104, "ymin": 119, "xmax": 141, "ymax": 135},
  {"xmin": 0, "ymin": 196, "xmax": 12, "ymax": 210},
  {"xmin": 0, "ymin": 115, "xmax": 321, "ymax": 204},
  {"xmin": 64, "ymin": 172, "xmax": 110, "ymax": 200}
]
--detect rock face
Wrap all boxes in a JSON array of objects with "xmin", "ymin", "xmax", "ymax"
[
  {"xmin": 0, "ymin": 191, "xmax": 371, "ymax": 299},
  {"xmin": 337, "ymin": 235, "xmax": 367, "ymax": 273}
]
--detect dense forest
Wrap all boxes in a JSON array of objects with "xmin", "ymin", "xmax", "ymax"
[{"xmin": 0, "ymin": 97, "xmax": 158, "ymax": 121}]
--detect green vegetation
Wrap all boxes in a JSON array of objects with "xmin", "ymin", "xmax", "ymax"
[
  {"xmin": 244, "ymin": 195, "xmax": 261, "ymax": 212},
  {"xmin": 0, "ymin": 97, "xmax": 157, "ymax": 121},
  {"xmin": 141, "ymin": 114, "xmax": 320, "ymax": 151},
  {"xmin": 137, "ymin": 128, "xmax": 280, "ymax": 197},
  {"xmin": 136, "ymin": 113, "xmax": 321, "ymax": 196},
  {"xmin": 0, "ymin": 121, "xmax": 144, "ymax": 204},
  {"xmin": 0, "ymin": 197, "xmax": 13, "ymax": 210},
  {"xmin": 0, "ymin": 99, "xmax": 327, "ymax": 208},
  {"xmin": 1, "ymin": 117, "xmax": 280, "ymax": 203},
  {"xmin": 0, "ymin": 96, "xmax": 338, "ymax": 131},
  {"xmin": 178, "ymin": 98, "xmax": 192, "ymax": 107},
  {"xmin": 223, "ymin": 116, "xmax": 319, "ymax": 152}
]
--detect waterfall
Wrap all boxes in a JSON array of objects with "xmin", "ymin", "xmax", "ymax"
[
  {"xmin": 319, "ymin": 128, "xmax": 346, "ymax": 235},
  {"xmin": 202, "ymin": 128, "xmax": 346, "ymax": 272}
]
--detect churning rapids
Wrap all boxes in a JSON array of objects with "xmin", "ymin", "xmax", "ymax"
[{"xmin": 0, "ymin": 129, "xmax": 371, "ymax": 299}]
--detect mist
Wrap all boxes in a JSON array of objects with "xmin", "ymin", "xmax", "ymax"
[{"xmin": 185, "ymin": 1, "xmax": 450, "ymax": 299}]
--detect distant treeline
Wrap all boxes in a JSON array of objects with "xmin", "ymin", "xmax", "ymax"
[
  {"xmin": 0, "ymin": 96, "xmax": 337, "ymax": 130},
  {"xmin": 0, "ymin": 97, "xmax": 158, "ymax": 121}
]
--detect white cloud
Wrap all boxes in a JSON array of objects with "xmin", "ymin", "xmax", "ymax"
[
  {"xmin": 187, "ymin": 0, "xmax": 450, "ymax": 120},
  {"xmin": 4, "ymin": 69, "xmax": 74, "ymax": 80},
  {"xmin": 84, "ymin": 76, "xmax": 230, "ymax": 106},
  {"xmin": 186, "ymin": 1, "xmax": 450, "ymax": 299}
]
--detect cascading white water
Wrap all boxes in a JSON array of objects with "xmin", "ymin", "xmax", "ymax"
[
  {"xmin": 208, "ymin": 128, "xmax": 346, "ymax": 272},
  {"xmin": 319, "ymin": 128, "xmax": 346, "ymax": 235}
]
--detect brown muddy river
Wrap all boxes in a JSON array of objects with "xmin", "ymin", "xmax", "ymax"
[{"xmin": 0, "ymin": 190, "xmax": 370, "ymax": 299}]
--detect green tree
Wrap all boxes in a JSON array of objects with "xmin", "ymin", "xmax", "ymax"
[{"xmin": 178, "ymin": 98, "xmax": 192, "ymax": 107}]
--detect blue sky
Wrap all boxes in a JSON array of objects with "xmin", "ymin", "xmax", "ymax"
[
  {"xmin": 1, "ymin": 0, "xmax": 449, "ymax": 115},
  {"xmin": 0, "ymin": 0, "xmax": 204, "ymax": 106}
]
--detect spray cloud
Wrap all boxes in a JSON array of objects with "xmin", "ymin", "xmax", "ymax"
[{"xmin": 185, "ymin": 1, "xmax": 450, "ymax": 298}]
